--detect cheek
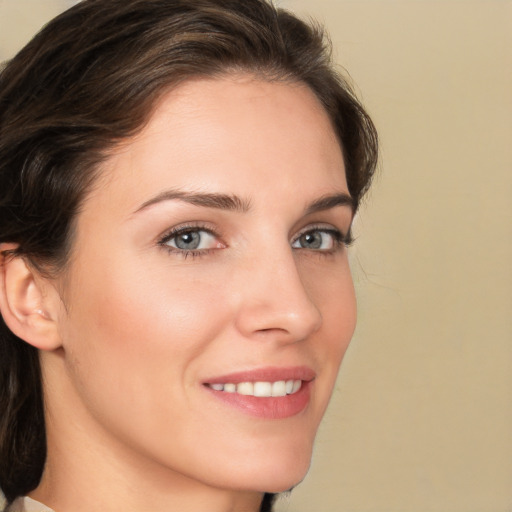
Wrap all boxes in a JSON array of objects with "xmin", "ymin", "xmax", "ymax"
[
  {"xmin": 71, "ymin": 261, "xmax": 228, "ymax": 369},
  {"xmin": 59, "ymin": 253, "xmax": 232, "ymax": 426},
  {"xmin": 304, "ymin": 257, "xmax": 357, "ymax": 415},
  {"xmin": 326, "ymin": 273, "xmax": 357, "ymax": 358},
  {"xmin": 305, "ymin": 254, "xmax": 357, "ymax": 352},
  {"xmin": 321, "ymin": 278, "xmax": 356, "ymax": 387}
]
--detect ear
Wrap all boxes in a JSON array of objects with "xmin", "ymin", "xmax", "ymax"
[{"xmin": 0, "ymin": 243, "xmax": 62, "ymax": 351}]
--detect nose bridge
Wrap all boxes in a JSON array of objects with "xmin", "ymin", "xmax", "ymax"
[{"xmin": 234, "ymin": 241, "xmax": 322, "ymax": 342}]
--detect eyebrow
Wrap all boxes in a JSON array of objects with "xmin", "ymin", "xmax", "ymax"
[
  {"xmin": 134, "ymin": 189, "xmax": 354, "ymax": 215},
  {"xmin": 135, "ymin": 189, "xmax": 251, "ymax": 214},
  {"xmin": 305, "ymin": 193, "xmax": 355, "ymax": 215}
]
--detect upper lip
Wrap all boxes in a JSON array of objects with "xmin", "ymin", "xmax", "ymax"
[{"xmin": 204, "ymin": 366, "xmax": 316, "ymax": 385}]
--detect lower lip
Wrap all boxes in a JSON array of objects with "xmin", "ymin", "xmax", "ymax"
[{"xmin": 204, "ymin": 381, "xmax": 311, "ymax": 419}]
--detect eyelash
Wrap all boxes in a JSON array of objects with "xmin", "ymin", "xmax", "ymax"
[
  {"xmin": 158, "ymin": 223, "xmax": 220, "ymax": 259},
  {"xmin": 294, "ymin": 226, "xmax": 353, "ymax": 251},
  {"xmin": 157, "ymin": 223, "xmax": 352, "ymax": 259}
]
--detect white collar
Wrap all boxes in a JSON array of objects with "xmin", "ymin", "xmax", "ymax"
[{"xmin": 5, "ymin": 496, "xmax": 54, "ymax": 512}]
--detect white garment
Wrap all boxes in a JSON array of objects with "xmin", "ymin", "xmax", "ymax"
[{"xmin": 4, "ymin": 497, "xmax": 53, "ymax": 512}]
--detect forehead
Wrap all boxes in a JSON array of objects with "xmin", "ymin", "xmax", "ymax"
[{"xmin": 86, "ymin": 75, "xmax": 348, "ymax": 214}]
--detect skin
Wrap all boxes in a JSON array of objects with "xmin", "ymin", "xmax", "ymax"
[{"xmin": 28, "ymin": 75, "xmax": 357, "ymax": 512}]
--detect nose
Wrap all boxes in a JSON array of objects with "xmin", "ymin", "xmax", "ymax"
[{"xmin": 233, "ymin": 246, "xmax": 322, "ymax": 344}]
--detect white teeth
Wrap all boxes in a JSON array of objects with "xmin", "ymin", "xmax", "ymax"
[
  {"xmin": 237, "ymin": 382, "xmax": 254, "ymax": 395},
  {"xmin": 224, "ymin": 383, "xmax": 236, "ymax": 393},
  {"xmin": 253, "ymin": 381, "xmax": 272, "ymax": 397},
  {"xmin": 208, "ymin": 379, "xmax": 302, "ymax": 397},
  {"xmin": 271, "ymin": 380, "xmax": 286, "ymax": 397}
]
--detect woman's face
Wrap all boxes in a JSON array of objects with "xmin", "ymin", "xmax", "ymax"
[{"xmin": 52, "ymin": 75, "xmax": 356, "ymax": 493}]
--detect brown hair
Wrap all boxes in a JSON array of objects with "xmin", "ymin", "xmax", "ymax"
[{"xmin": 0, "ymin": 0, "xmax": 378, "ymax": 508}]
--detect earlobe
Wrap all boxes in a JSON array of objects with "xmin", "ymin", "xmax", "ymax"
[{"xmin": 0, "ymin": 244, "xmax": 62, "ymax": 351}]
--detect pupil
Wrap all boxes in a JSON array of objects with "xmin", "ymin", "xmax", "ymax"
[
  {"xmin": 301, "ymin": 232, "xmax": 322, "ymax": 249},
  {"xmin": 176, "ymin": 231, "xmax": 200, "ymax": 250}
]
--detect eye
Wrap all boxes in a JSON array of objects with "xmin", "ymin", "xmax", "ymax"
[
  {"xmin": 291, "ymin": 228, "xmax": 345, "ymax": 251},
  {"xmin": 160, "ymin": 226, "xmax": 221, "ymax": 253}
]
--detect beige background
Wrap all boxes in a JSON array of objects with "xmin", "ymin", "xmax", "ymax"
[{"xmin": 1, "ymin": 1, "xmax": 511, "ymax": 511}]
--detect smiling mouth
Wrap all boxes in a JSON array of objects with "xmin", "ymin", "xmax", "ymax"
[{"xmin": 205, "ymin": 380, "xmax": 302, "ymax": 397}]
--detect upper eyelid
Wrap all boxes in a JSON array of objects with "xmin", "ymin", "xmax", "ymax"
[
  {"xmin": 293, "ymin": 223, "xmax": 346, "ymax": 238},
  {"xmin": 158, "ymin": 222, "xmax": 219, "ymax": 243},
  {"xmin": 293, "ymin": 224, "xmax": 353, "ymax": 247}
]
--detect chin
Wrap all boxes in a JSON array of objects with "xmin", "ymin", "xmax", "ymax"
[
  {"xmin": 260, "ymin": 470, "xmax": 309, "ymax": 494},
  {"xmin": 232, "ymin": 445, "xmax": 314, "ymax": 494},
  {"xmin": 259, "ymin": 465, "xmax": 311, "ymax": 494},
  {"xmin": 220, "ymin": 420, "xmax": 320, "ymax": 493}
]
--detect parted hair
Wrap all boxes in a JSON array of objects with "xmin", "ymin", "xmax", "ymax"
[{"xmin": 0, "ymin": 0, "xmax": 378, "ymax": 508}]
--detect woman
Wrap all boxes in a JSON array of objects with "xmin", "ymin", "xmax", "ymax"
[{"xmin": 0, "ymin": 0, "xmax": 377, "ymax": 511}]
